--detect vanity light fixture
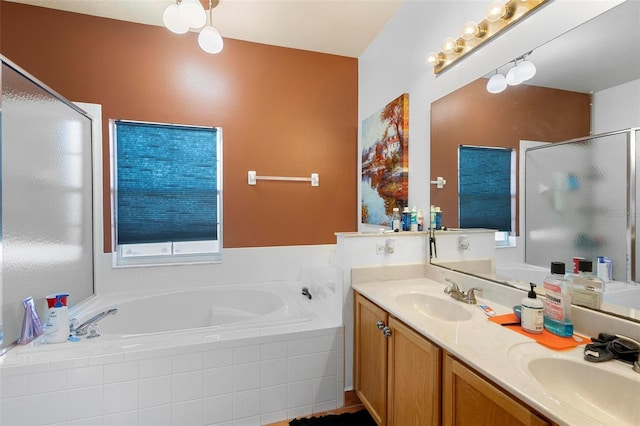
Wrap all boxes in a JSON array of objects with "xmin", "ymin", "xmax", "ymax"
[
  {"xmin": 163, "ymin": 0, "xmax": 224, "ymax": 54},
  {"xmin": 426, "ymin": 0, "xmax": 548, "ymax": 74}
]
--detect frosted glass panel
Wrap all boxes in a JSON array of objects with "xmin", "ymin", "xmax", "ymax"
[
  {"xmin": 525, "ymin": 131, "xmax": 629, "ymax": 281},
  {"xmin": 1, "ymin": 59, "xmax": 94, "ymax": 349}
]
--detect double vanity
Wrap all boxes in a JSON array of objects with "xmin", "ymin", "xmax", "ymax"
[{"xmin": 353, "ymin": 272, "xmax": 640, "ymax": 426}]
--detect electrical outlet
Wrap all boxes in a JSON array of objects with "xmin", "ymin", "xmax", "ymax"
[{"xmin": 376, "ymin": 243, "xmax": 385, "ymax": 255}]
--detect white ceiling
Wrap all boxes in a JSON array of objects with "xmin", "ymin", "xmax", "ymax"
[{"xmin": 6, "ymin": 0, "xmax": 405, "ymax": 58}]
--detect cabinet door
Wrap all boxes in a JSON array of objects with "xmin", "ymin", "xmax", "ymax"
[
  {"xmin": 387, "ymin": 317, "xmax": 441, "ymax": 426},
  {"xmin": 354, "ymin": 293, "xmax": 389, "ymax": 426},
  {"xmin": 443, "ymin": 354, "xmax": 550, "ymax": 426}
]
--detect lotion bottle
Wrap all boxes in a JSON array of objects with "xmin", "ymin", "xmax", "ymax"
[{"xmin": 521, "ymin": 283, "xmax": 543, "ymax": 334}]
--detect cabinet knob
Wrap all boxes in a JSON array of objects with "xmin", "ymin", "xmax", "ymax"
[
  {"xmin": 376, "ymin": 320, "xmax": 385, "ymax": 330},
  {"xmin": 382, "ymin": 326, "xmax": 392, "ymax": 337}
]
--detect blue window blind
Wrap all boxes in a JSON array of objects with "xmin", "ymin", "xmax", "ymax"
[
  {"xmin": 459, "ymin": 146, "xmax": 512, "ymax": 232},
  {"xmin": 114, "ymin": 120, "xmax": 218, "ymax": 245}
]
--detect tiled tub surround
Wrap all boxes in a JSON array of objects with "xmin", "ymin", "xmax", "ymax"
[{"xmin": 0, "ymin": 281, "xmax": 344, "ymax": 426}]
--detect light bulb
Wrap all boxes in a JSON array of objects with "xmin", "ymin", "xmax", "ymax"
[
  {"xmin": 198, "ymin": 26, "xmax": 224, "ymax": 54},
  {"xmin": 460, "ymin": 21, "xmax": 480, "ymax": 41},
  {"xmin": 442, "ymin": 37, "xmax": 462, "ymax": 54},
  {"xmin": 486, "ymin": 73, "xmax": 507, "ymax": 93},
  {"xmin": 163, "ymin": 4, "xmax": 189, "ymax": 34},
  {"xmin": 486, "ymin": 0, "xmax": 507, "ymax": 22},
  {"xmin": 516, "ymin": 59, "xmax": 536, "ymax": 81},
  {"xmin": 425, "ymin": 51, "xmax": 442, "ymax": 67},
  {"xmin": 506, "ymin": 65, "xmax": 523, "ymax": 86},
  {"xmin": 180, "ymin": 0, "xmax": 207, "ymax": 28}
]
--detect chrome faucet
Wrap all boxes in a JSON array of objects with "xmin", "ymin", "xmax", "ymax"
[
  {"xmin": 444, "ymin": 278, "xmax": 482, "ymax": 304},
  {"xmin": 614, "ymin": 335, "xmax": 640, "ymax": 373},
  {"xmin": 72, "ymin": 308, "xmax": 118, "ymax": 336}
]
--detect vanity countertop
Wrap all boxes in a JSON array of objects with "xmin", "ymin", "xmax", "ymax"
[{"xmin": 353, "ymin": 277, "xmax": 640, "ymax": 426}]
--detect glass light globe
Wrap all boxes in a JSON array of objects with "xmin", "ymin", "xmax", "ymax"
[
  {"xmin": 516, "ymin": 60, "xmax": 537, "ymax": 81},
  {"xmin": 425, "ymin": 51, "xmax": 441, "ymax": 67},
  {"xmin": 442, "ymin": 37, "xmax": 461, "ymax": 54},
  {"xmin": 180, "ymin": 0, "xmax": 207, "ymax": 29},
  {"xmin": 506, "ymin": 65, "xmax": 523, "ymax": 86},
  {"xmin": 460, "ymin": 21, "xmax": 479, "ymax": 41},
  {"xmin": 486, "ymin": 73, "xmax": 507, "ymax": 93},
  {"xmin": 486, "ymin": 1, "xmax": 506, "ymax": 22},
  {"xmin": 198, "ymin": 26, "xmax": 224, "ymax": 54},
  {"xmin": 163, "ymin": 4, "xmax": 189, "ymax": 34}
]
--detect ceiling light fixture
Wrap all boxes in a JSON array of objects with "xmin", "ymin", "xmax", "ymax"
[
  {"xmin": 426, "ymin": 0, "xmax": 548, "ymax": 75},
  {"xmin": 486, "ymin": 70, "xmax": 507, "ymax": 93},
  {"xmin": 163, "ymin": 0, "xmax": 224, "ymax": 55},
  {"xmin": 486, "ymin": 51, "xmax": 536, "ymax": 93}
]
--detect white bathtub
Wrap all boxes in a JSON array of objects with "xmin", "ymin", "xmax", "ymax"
[{"xmin": 1, "ymin": 281, "xmax": 344, "ymax": 426}]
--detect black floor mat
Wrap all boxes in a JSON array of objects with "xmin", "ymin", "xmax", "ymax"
[{"xmin": 289, "ymin": 410, "xmax": 376, "ymax": 426}]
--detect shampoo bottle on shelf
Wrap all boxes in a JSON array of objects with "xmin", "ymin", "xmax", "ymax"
[
  {"xmin": 417, "ymin": 209, "xmax": 424, "ymax": 231},
  {"xmin": 521, "ymin": 283, "xmax": 543, "ymax": 334},
  {"xmin": 391, "ymin": 208, "xmax": 401, "ymax": 232},
  {"xmin": 570, "ymin": 260, "xmax": 605, "ymax": 310},
  {"xmin": 410, "ymin": 206, "xmax": 418, "ymax": 231},
  {"xmin": 543, "ymin": 261, "xmax": 573, "ymax": 337},
  {"xmin": 402, "ymin": 207, "xmax": 411, "ymax": 231}
]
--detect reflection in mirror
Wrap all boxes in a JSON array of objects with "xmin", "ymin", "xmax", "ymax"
[{"xmin": 429, "ymin": 0, "xmax": 640, "ymax": 322}]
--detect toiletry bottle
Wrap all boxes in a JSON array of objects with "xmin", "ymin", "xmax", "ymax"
[
  {"xmin": 571, "ymin": 260, "xmax": 604, "ymax": 310},
  {"xmin": 44, "ymin": 293, "xmax": 69, "ymax": 344},
  {"xmin": 391, "ymin": 207, "xmax": 401, "ymax": 232},
  {"xmin": 429, "ymin": 205, "xmax": 436, "ymax": 230},
  {"xmin": 410, "ymin": 206, "xmax": 418, "ymax": 231},
  {"xmin": 543, "ymin": 261, "xmax": 573, "ymax": 337},
  {"xmin": 434, "ymin": 207, "xmax": 442, "ymax": 229},
  {"xmin": 402, "ymin": 206, "xmax": 411, "ymax": 231},
  {"xmin": 521, "ymin": 283, "xmax": 543, "ymax": 334},
  {"xmin": 417, "ymin": 209, "xmax": 424, "ymax": 231}
]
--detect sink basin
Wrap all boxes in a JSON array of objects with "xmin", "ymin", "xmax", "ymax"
[
  {"xmin": 528, "ymin": 357, "xmax": 640, "ymax": 425},
  {"xmin": 394, "ymin": 293, "xmax": 472, "ymax": 321}
]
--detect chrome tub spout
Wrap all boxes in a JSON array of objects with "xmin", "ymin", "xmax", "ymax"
[{"xmin": 73, "ymin": 308, "xmax": 118, "ymax": 336}]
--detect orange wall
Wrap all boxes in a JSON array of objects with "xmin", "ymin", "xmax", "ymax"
[
  {"xmin": 1, "ymin": 2, "xmax": 358, "ymax": 251},
  {"xmin": 431, "ymin": 78, "xmax": 591, "ymax": 232}
]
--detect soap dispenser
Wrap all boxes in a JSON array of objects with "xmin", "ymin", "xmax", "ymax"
[{"xmin": 521, "ymin": 283, "xmax": 543, "ymax": 334}]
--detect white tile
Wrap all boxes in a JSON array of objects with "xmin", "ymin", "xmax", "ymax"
[
  {"xmin": 2, "ymin": 392, "xmax": 66, "ymax": 426},
  {"xmin": 233, "ymin": 345, "xmax": 260, "ymax": 365},
  {"xmin": 59, "ymin": 416, "xmax": 103, "ymax": 426},
  {"xmin": 210, "ymin": 422, "xmax": 233, "ymax": 426},
  {"xmin": 232, "ymin": 362, "xmax": 260, "ymax": 392},
  {"xmin": 313, "ymin": 351, "xmax": 337, "ymax": 378},
  {"xmin": 261, "ymin": 358, "xmax": 288, "ymax": 387},
  {"xmin": 173, "ymin": 352, "xmax": 204, "ymax": 374},
  {"xmin": 203, "ymin": 366, "xmax": 233, "ymax": 397},
  {"xmin": 139, "ymin": 404, "xmax": 172, "ymax": 426},
  {"xmin": 139, "ymin": 375, "xmax": 172, "ymax": 408},
  {"xmin": 104, "ymin": 380, "xmax": 138, "ymax": 415},
  {"xmin": 260, "ymin": 384, "xmax": 287, "ymax": 414},
  {"xmin": 172, "ymin": 399, "xmax": 203, "ymax": 426},
  {"xmin": 313, "ymin": 334, "xmax": 337, "ymax": 353},
  {"xmin": 232, "ymin": 415, "xmax": 261, "ymax": 426},
  {"xmin": 25, "ymin": 369, "xmax": 67, "ymax": 394},
  {"xmin": 66, "ymin": 365, "xmax": 103, "ymax": 389},
  {"xmin": 314, "ymin": 400, "xmax": 338, "ymax": 413},
  {"xmin": 287, "ymin": 338, "xmax": 313, "ymax": 356},
  {"xmin": 233, "ymin": 389, "xmax": 260, "ymax": 420},
  {"xmin": 288, "ymin": 380, "xmax": 313, "ymax": 408},
  {"xmin": 313, "ymin": 376, "xmax": 337, "ymax": 405},
  {"xmin": 287, "ymin": 404, "xmax": 313, "ymax": 420},
  {"xmin": 139, "ymin": 356, "xmax": 172, "ymax": 379},
  {"xmin": 104, "ymin": 410, "xmax": 138, "ymax": 426},
  {"xmin": 67, "ymin": 385, "xmax": 104, "ymax": 421},
  {"xmin": 337, "ymin": 356, "xmax": 344, "ymax": 382},
  {"xmin": 204, "ymin": 348, "xmax": 233, "ymax": 368},
  {"xmin": 104, "ymin": 360, "xmax": 139, "ymax": 384},
  {"xmin": 261, "ymin": 410, "xmax": 288, "ymax": 425},
  {"xmin": 1, "ymin": 374, "xmax": 26, "ymax": 398},
  {"xmin": 260, "ymin": 341, "xmax": 288, "ymax": 360},
  {"xmin": 203, "ymin": 394, "xmax": 233, "ymax": 425},
  {"xmin": 172, "ymin": 371, "xmax": 203, "ymax": 402},
  {"xmin": 288, "ymin": 354, "xmax": 313, "ymax": 382}
]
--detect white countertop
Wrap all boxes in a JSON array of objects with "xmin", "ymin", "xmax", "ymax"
[{"xmin": 353, "ymin": 277, "xmax": 640, "ymax": 426}]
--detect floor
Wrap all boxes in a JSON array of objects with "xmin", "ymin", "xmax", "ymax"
[{"xmin": 265, "ymin": 391, "xmax": 364, "ymax": 426}]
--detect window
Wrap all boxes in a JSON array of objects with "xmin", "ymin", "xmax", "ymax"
[
  {"xmin": 111, "ymin": 120, "xmax": 222, "ymax": 266},
  {"xmin": 458, "ymin": 145, "xmax": 515, "ymax": 234}
]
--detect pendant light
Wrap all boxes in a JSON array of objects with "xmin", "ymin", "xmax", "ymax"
[
  {"xmin": 486, "ymin": 70, "xmax": 507, "ymax": 94},
  {"xmin": 198, "ymin": 0, "xmax": 224, "ymax": 54}
]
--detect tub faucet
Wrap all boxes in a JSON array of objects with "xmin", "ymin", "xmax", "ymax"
[
  {"xmin": 444, "ymin": 278, "xmax": 482, "ymax": 304},
  {"xmin": 301, "ymin": 287, "xmax": 312, "ymax": 300},
  {"xmin": 72, "ymin": 308, "xmax": 118, "ymax": 336}
]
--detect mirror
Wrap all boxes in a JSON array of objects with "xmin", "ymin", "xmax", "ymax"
[{"xmin": 430, "ymin": 1, "xmax": 640, "ymax": 321}]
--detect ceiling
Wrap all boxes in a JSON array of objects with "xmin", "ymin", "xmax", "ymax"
[{"xmin": 6, "ymin": 0, "xmax": 405, "ymax": 58}]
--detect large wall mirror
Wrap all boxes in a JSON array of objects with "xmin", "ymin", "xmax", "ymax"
[{"xmin": 430, "ymin": 0, "xmax": 640, "ymax": 321}]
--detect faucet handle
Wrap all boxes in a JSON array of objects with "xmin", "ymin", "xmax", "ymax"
[
  {"xmin": 444, "ymin": 278, "xmax": 460, "ymax": 294},
  {"xmin": 465, "ymin": 287, "xmax": 483, "ymax": 304}
]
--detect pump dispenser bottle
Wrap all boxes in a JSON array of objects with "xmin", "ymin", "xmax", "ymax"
[
  {"xmin": 521, "ymin": 283, "xmax": 543, "ymax": 334},
  {"xmin": 543, "ymin": 262, "xmax": 573, "ymax": 337}
]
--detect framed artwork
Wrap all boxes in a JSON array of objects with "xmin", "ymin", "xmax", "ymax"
[{"xmin": 361, "ymin": 93, "xmax": 409, "ymax": 226}]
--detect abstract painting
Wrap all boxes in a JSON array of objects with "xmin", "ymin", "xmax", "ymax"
[{"xmin": 361, "ymin": 93, "xmax": 409, "ymax": 226}]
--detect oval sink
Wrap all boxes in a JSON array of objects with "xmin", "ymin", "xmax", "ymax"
[
  {"xmin": 528, "ymin": 357, "xmax": 640, "ymax": 425},
  {"xmin": 394, "ymin": 293, "xmax": 472, "ymax": 321}
]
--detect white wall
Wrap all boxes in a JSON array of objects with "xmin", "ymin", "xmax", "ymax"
[{"xmin": 593, "ymin": 78, "xmax": 640, "ymax": 133}]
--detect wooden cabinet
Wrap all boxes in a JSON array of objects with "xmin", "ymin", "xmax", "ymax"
[
  {"xmin": 442, "ymin": 354, "xmax": 551, "ymax": 426},
  {"xmin": 354, "ymin": 292, "xmax": 441, "ymax": 426}
]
